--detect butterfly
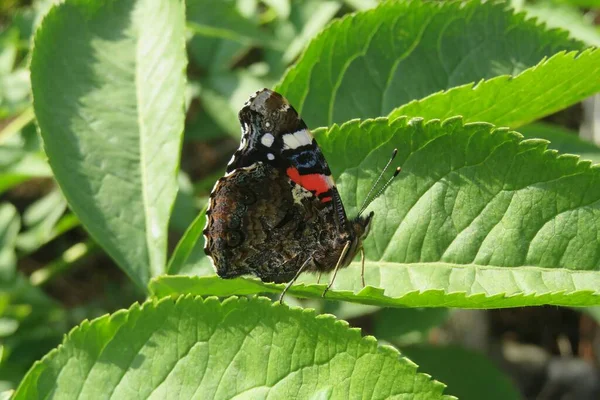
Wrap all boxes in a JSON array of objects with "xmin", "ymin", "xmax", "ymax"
[{"xmin": 203, "ymin": 89, "xmax": 398, "ymax": 301}]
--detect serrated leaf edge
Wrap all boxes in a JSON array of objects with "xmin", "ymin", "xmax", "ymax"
[{"xmin": 15, "ymin": 295, "xmax": 454, "ymax": 399}]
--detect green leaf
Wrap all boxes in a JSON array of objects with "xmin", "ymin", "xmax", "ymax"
[
  {"xmin": 0, "ymin": 274, "xmax": 67, "ymax": 391},
  {"xmin": 519, "ymin": 122, "xmax": 600, "ymax": 163},
  {"xmin": 275, "ymin": 0, "xmax": 582, "ymax": 128},
  {"xmin": 261, "ymin": 0, "xmax": 342, "ymax": 79},
  {"xmin": 401, "ymin": 346, "xmax": 521, "ymax": 400},
  {"xmin": 156, "ymin": 117, "xmax": 600, "ymax": 308},
  {"xmin": 187, "ymin": 34, "xmax": 246, "ymax": 73},
  {"xmin": 0, "ymin": 203, "xmax": 20, "ymax": 281},
  {"xmin": 553, "ymin": 0, "xmax": 600, "ymax": 6},
  {"xmin": 389, "ymin": 49, "xmax": 600, "ymax": 128},
  {"xmin": 167, "ymin": 207, "xmax": 213, "ymax": 275},
  {"xmin": 0, "ymin": 120, "xmax": 51, "ymax": 195},
  {"xmin": 0, "ymin": 23, "xmax": 31, "ymax": 119},
  {"xmin": 374, "ymin": 308, "xmax": 450, "ymax": 346},
  {"xmin": 30, "ymin": 0, "xmax": 187, "ymax": 289},
  {"xmin": 0, "ymin": 26, "xmax": 18, "ymax": 74},
  {"xmin": 200, "ymin": 71, "xmax": 270, "ymax": 137},
  {"xmin": 0, "ymin": 68, "xmax": 30, "ymax": 118},
  {"xmin": 169, "ymin": 172, "xmax": 199, "ymax": 233},
  {"xmin": 16, "ymin": 189, "xmax": 67, "ymax": 254},
  {"xmin": 186, "ymin": 0, "xmax": 271, "ymax": 47},
  {"xmin": 14, "ymin": 296, "xmax": 451, "ymax": 399},
  {"xmin": 519, "ymin": 0, "xmax": 600, "ymax": 47},
  {"xmin": 276, "ymin": 0, "xmax": 342, "ymax": 64}
]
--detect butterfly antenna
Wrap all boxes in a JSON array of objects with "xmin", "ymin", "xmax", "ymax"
[{"xmin": 358, "ymin": 149, "xmax": 399, "ymax": 216}]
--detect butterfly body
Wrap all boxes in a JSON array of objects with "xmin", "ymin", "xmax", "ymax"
[{"xmin": 204, "ymin": 89, "xmax": 372, "ymax": 286}]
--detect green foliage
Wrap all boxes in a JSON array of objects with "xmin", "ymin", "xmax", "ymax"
[
  {"xmin": 0, "ymin": 119, "xmax": 51, "ymax": 195},
  {"xmin": 401, "ymin": 346, "xmax": 521, "ymax": 400},
  {"xmin": 14, "ymin": 296, "xmax": 452, "ymax": 399},
  {"xmin": 275, "ymin": 0, "xmax": 583, "ymax": 128},
  {"xmin": 167, "ymin": 207, "xmax": 212, "ymax": 275},
  {"xmin": 0, "ymin": 275, "xmax": 66, "ymax": 392},
  {"xmin": 159, "ymin": 117, "xmax": 600, "ymax": 307},
  {"xmin": 515, "ymin": 0, "xmax": 600, "ymax": 46},
  {"xmin": 0, "ymin": 204, "xmax": 19, "ymax": 282},
  {"xmin": 3, "ymin": 0, "xmax": 600, "ymax": 396},
  {"xmin": 0, "ymin": 201, "xmax": 67, "ymax": 390},
  {"xmin": 373, "ymin": 308, "xmax": 450, "ymax": 345},
  {"xmin": 389, "ymin": 49, "xmax": 600, "ymax": 128},
  {"xmin": 519, "ymin": 122, "xmax": 600, "ymax": 163},
  {"xmin": 186, "ymin": 0, "xmax": 271, "ymax": 47},
  {"xmin": 15, "ymin": 189, "xmax": 66, "ymax": 253},
  {"xmin": 29, "ymin": 0, "xmax": 188, "ymax": 289}
]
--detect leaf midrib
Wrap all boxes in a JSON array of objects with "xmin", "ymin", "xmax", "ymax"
[{"xmin": 134, "ymin": 24, "xmax": 154, "ymax": 281}]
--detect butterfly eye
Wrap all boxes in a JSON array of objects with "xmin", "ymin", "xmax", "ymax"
[{"xmin": 226, "ymin": 230, "xmax": 244, "ymax": 248}]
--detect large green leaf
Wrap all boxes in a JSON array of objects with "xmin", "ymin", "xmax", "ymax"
[
  {"xmin": 30, "ymin": 0, "xmax": 187, "ymax": 288},
  {"xmin": 156, "ymin": 117, "xmax": 600, "ymax": 307},
  {"xmin": 275, "ymin": 0, "xmax": 582, "ymax": 128},
  {"xmin": 389, "ymin": 49, "xmax": 600, "ymax": 128},
  {"xmin": 14, "ymin": 296, "xmax": 451, "ymax": 399}
]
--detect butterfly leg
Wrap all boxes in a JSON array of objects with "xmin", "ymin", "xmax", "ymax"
[
  {"xmin": 360, "ymin": 247, "xmax": 366, "ymax": 288},
  {"xmin": 316, "ymin": 271, "xmax": 322, "ymax": 284},
  {"xmin": 278, "ymin": 255, "xmax": 313, "ymax": 304},
  {"xmin": 322, "ymin": 240, "xmax": 351, "ymax": 298}
]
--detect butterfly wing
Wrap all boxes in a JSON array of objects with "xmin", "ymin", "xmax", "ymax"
[
  {"xmin": 205, "ymin": 163, "xmax": 336, "ymax": 282},
  {"xmin": 226, "ymin": 89, "xmax": 349, "ymax": 229},
  {"xmin": 204, "ymin": 89, "xmax": 371, "ymax": 284}
]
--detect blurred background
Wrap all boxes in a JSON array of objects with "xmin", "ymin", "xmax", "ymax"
[{"xmin": 1, "ymin": 0, "xmax": 600, "ymax": 398}]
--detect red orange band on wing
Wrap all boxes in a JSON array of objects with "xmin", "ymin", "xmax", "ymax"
[{"xmin": 286, "ymin": 167, "xmax": 333, "ymax": 203}]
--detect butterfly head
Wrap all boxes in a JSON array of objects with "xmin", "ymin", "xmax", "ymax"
[
  {"xmin": 336, "ymin": 211, "xmax": 374, "ymax": 268},
  {"xmin": 353, "ymin": 210, "xmax": 374, "ymax": 242}
]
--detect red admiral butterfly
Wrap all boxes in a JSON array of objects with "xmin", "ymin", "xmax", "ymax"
[{"xmin": 203, "ymin": 89, "xmax": 398, "ymax": 301}]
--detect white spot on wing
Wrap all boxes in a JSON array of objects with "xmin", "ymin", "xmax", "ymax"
[
  {"xmin": 261, "ymin": 133, "xmax": 275, "ymax": 147},
  {"xmin": 267, "ymin": 153, "xmax": 275, "ymax": 160},
  {"xmin": 283, "ymin": 133, "xmax": 301, "ymax": 149},
  {"xmin": 283, "ymin": 129, "xmax": 313, "ymax": 150}
]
